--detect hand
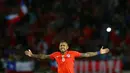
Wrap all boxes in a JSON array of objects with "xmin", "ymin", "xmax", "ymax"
[
  {"xmin": 100, "ymin": 46, "xmax": 109, "ymax": 54},
  {"xmin": 25, "ymin": 49, "xmax": 33, "ymax": 57}
]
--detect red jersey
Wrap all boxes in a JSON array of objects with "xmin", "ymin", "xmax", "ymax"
[{"xmin": 50, "ymin": 51, "xmax": 81, "ymax": 73}]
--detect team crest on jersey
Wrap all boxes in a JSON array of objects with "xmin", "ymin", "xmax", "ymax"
[{"xmin": 67, "ymin": 54, "xmax": 70, "ymax": 57}]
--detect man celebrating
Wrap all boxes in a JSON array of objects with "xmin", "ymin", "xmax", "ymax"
[{"xmin": 25, "ymin": 41, "xmax": 109, "ymax": 73}]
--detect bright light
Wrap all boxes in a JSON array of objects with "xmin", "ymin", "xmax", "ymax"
[{"xmin": 106, "ymin": 27, "xmax": 111, "ymax": 32}]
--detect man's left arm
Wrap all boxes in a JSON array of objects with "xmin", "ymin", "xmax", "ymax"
[{"xmin": 80, "ymin": 46, "xmax": 109, "ymax": 57}]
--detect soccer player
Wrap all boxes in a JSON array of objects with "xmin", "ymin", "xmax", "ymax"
[{"xmin": 25, "ymin": 41, "xmax": 109, "ymax": 73}]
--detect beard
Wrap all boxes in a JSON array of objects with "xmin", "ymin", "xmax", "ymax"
[{"xmin": 60, "ymin": 48, "xmax": 67, "ymax": 54}]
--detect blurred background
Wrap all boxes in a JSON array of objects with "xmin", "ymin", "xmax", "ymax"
[{"xmin": 0, "ymin": 0, "xmax": 130, "ymax": 73}]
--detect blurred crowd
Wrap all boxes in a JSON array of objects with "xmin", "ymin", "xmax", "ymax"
[{"xmin": 0, "ymin": 0, "xmax": 130, "ymax": 70}]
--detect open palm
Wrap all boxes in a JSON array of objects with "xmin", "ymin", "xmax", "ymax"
[
  {"xmin": 100, "ymin": 46, "xmax": 109, "ymax": 54},
  {"xmin": 25, "ymin": 49, "xmax": 33, "ymax": 57}
]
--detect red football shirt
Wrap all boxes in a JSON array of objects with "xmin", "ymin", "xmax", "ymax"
[{"xmin": 50, "ymin": 51, "xmax": 81, "ymax": 73}]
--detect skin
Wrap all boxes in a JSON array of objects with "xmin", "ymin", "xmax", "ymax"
[{"xmin": 25, "ymin": 41, "xmax": 109, "ymax": 59}]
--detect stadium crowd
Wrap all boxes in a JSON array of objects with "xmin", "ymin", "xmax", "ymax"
[{"xmin": 0, "ymin": 0, "xmax": 130, "ymax": 72}]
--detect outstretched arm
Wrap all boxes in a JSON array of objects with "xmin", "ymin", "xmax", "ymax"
[
  {"xmin": 80, "ymin": 46, "xmax": 109, "ymax": 57},
  {"xmin": 25, "ymin": 49, "xmax": 50, "ymax": 59}
]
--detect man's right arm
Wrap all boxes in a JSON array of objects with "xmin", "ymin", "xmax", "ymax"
[
  {"xmin": 25, "ymin": 49, "xmax": 50, "ymax": 59},
  {"xmin": 31, "ymin": 54, "xmax": 50, "ymax": 59}
]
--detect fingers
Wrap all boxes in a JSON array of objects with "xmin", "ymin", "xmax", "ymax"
[
  {"xmin": 104, "ymin": 48, "xmax": 109, "ymax": 53},
  {"xmin": 106, "ymin": 48, "xmax": 110, "ymax": 52},
  {"xmin": 28, "ymin": 49, "xmax": 31, "ymax": 52},
  {"xmin": 100, "ymin": 47, "xmax": 110, "ymax": 54},
  {"xmin": 25, "ymin": 51, "xmax": 28, "ymax": 55},
  {"xmin": 25, "ymin": 49, "xmax": 31, "ymax": 55},
  {"xmin": 100, "ymin": 46, "xmax": 104, "ymax": 51},
  {"xmin": 101, "ymin": 46, "xmax": 103, "ymax": 49}
]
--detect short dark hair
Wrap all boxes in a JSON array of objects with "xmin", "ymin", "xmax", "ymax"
[
  {"xmin": 59, "ymin": 40, "xmax": 69, "ymax": 46},
  {"xmin": 60, "ymin": 40, "xmax": 67, "ymax": 43}
]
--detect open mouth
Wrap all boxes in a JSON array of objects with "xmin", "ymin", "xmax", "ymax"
[
  {"xmin": 60, "ymin": 48, "xmax": 65, "ymax": 51},
  {"xmin": 61, "ymin": 48, "xmax": 65, "ymax": 50}
]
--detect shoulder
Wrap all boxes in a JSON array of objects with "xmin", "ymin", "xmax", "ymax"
[
  {"xmin": 49, "ymin": 51, "xmax": 60, "ymax": 59},
  {"xmin": 51, "ymin": 51, "xmax": 60, "ymax": 55},
  {"xmin": 68, "ymin": 50, "xmax": 80, "ymax": 54},
  {"xmin": 68, "ymin": 50, "xmax": 78, "ymax": 52},
  {"xmin": 68, "ymin": 50, "xmax": 81, "ymax": 57}
]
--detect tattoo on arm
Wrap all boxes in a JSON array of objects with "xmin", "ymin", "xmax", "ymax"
[
  {"xmin": 31, "ymin": 54, "xmax": 50, "ymax": 59},
  {"xmin": 81, "ymin": 52, "xmax": 98, "ymax": 57}
]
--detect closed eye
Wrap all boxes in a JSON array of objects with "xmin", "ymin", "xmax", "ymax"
[{"xmin": 60, "ymin": 45, "xmax": 65, "ymax": 47}]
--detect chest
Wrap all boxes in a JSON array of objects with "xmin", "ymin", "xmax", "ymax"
[{"xmin": 54, "ymin": 54, "xmax": 74, "ymax": 63}]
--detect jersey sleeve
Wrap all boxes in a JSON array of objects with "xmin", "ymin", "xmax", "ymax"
[
  {"xmin": 72, "ymin": 51, "xmax": 81, "ymax": 58},
  {"xmin": 49, "ymin": 52, "xmax": 56, "ymax": 60}
]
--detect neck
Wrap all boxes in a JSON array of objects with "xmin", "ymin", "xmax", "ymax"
[{"xmin": 61, "ymin": 51, "xmax": 67, "ymax": 55}]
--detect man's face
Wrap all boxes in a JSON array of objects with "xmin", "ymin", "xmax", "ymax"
[{"xmin": 59, "ymin": 42, "xmax": 69, "ymax": 53}]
